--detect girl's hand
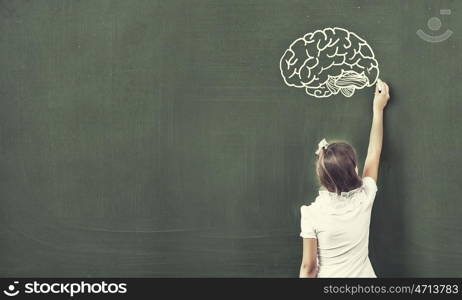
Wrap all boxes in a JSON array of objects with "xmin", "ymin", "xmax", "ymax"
[
  {"xmin": 373, "ymin": 79, "xmax": 390, "ymax": 111},
  {"xmin": 364, "ymin": 79, "xmax": 389, "ymax": 181}
]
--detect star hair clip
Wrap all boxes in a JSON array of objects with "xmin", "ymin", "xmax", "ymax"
[{"xmin": 315, "ymin": 138, "xmax": 329, "ymax": 156}]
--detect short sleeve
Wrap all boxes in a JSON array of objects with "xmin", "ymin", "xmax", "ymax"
[
  {"xmin": 362, "ymin": 177, "xmax": 378, "ymax": 199},
  {"xmin": 300, "ymin": 205, "xmax": 317, "ymax": 239}
]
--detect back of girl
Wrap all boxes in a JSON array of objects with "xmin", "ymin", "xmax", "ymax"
[{"xmin": 299, "ymin": 80, "xmax": 390, "ymax": 278}]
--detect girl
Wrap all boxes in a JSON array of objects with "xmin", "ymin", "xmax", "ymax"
[{"xmin": 299, "ymin": 80, "xmax": 390, "ymax": 278}]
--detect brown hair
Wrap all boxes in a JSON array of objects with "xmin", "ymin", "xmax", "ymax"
[{"xmin": 316, "ymin": 141, "xmax": 362, "ymax": 194}]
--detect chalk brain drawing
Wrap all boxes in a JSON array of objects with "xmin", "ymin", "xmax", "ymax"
[{"xmin": 279, "ymin": 27, "xmax": 379, "ymax": 98}]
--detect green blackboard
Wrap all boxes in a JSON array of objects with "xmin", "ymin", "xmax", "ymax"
[{"xmin": 0, "ymin": 0, "xmax": 461, "ymax": 277}]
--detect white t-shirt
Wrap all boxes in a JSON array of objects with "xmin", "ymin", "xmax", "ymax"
[{"xmin": 300, "ymin": 177, "xmax": 378, "ymax": 278}]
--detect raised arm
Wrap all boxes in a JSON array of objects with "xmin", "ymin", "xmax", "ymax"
[{"xmin": 362, "ymin": 79, "xmax": 390, "ymax": 181}]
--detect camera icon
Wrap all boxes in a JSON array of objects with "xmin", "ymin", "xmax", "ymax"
[
  {"xmin": 3, "ymin": 281, "xmax": 20, "ymax": 297},
  {"xmin": 417, "ymin": 9, "xmax": 452, "ymax": 43}
]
